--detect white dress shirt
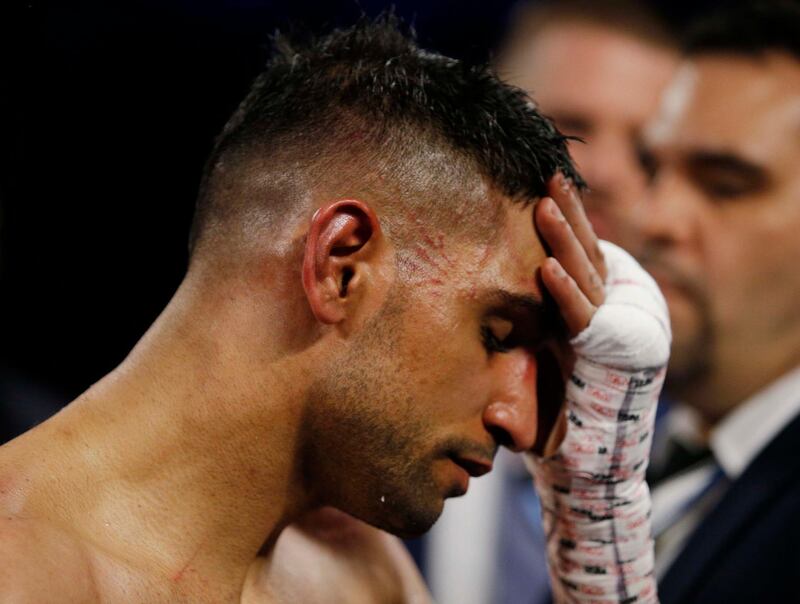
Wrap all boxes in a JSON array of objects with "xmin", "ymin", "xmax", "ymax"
[{"xmin": 651, "ymin": 364, "xmax": 800, "ymax": 577}]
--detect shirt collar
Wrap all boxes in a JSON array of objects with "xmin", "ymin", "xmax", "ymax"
[{"xmin": 710, "ymin": 365, "xmax": 800, "ymax": 479}]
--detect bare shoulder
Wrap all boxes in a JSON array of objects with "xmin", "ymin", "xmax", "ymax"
[{"xmin": 0, "ymin": 515, "xmax": 98, "ymax": 603}]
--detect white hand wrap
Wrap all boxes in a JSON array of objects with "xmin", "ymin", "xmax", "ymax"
[{"xmin": 527, "ymin": 241, "xmax": 670, "ymax": 604}]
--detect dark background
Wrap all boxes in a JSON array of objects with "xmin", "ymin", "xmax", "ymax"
[{"xmin": 2, "ymin": 0, "xmax": 720, "ymax": 402}]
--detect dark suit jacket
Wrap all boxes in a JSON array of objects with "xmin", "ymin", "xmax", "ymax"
[{"xmin": 659, "ymin": 410, "xmax": 800, "ymax": 604}]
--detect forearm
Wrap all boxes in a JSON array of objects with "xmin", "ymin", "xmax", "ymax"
[
  {"xmin": 529, "ymin": 240, "xmax": 670, "ymax": 603},
  {"xmin": 528, "ymin": 360, "xmax": 664, "ymax": 603}
]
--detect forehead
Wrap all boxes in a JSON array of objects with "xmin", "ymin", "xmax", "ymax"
[
  {"xmin": 506, "ymin": 22, "xmax": 676, "ymax": 122},
  {"xmin": 649, "ymin": 54, "xmax": 800, "ymax": 167},
  {"xmin": 398, "ymin": 195, "xmax": 546, "ymax": 290},
  {"xmin": 471, "ymin": 201, "xmax": 547, "ymax": 299}
]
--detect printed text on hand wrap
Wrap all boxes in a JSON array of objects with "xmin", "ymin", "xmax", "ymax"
[{"xmin": 527, "ymin": 241, "xmax": 671, "ymax": 604}]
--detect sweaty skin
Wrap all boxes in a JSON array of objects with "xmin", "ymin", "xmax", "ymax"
[
  {"xmin": 0, "ymin": 176, "xmax": 605, "ymax": 603},
  {"xmin": 241, "ymin": 176, "xmax": 610, "ymax": 604}
]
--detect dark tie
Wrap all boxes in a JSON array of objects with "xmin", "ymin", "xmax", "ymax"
[{"xmin": 652, "ymin": 458, "xmax": 729, "ymax": 575}]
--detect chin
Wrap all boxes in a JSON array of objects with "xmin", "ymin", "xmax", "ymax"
[{"xmin": 369, "ymin": 494, "xmax": 444, "ymax": 539}]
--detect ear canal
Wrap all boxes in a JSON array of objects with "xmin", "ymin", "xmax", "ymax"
[{"xmin": 339, "ymin": 267, "xmax": 355, "ymax": 297}]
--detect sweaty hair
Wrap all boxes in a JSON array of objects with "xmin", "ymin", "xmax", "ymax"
[
  {"xmin": 684, "ymin": 1, "xmax": 800, "ymax": 61},
  {"xmin": 188, "ymin": 15, "xmax": 581, "ymax": 259}
]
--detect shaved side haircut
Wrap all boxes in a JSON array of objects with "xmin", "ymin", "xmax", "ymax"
[{"xmin": 188, "ymin": 16, "xmax": 581, "ymax": 266}]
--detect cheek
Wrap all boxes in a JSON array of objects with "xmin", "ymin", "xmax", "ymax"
[
  {"xmin": 701, "ymin": 198, "xmax": 800, "ymax": 337},
  {"xmin": 395, "ymin": 322, "xmax": 484, "ymax": 393}
]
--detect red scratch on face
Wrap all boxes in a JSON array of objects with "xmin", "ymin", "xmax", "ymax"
[
  {"xmin": 421, "ymin": 232, "xmax": 455, "ymax": 267},
  {"xmin": 517, "ymin": 274, "xmax": 540, "ymax": 290},
  {"xmin": 406, "ymin": 210, "xmax": 455, "ymax": 271},
  {"xmin": 414, "ymin": 244, "xmax": 444, "ymax": 272}
]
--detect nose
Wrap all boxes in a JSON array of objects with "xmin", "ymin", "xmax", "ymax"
[
  {"xmin": 579, "ymin": 129, "xmax": 645, "ymax": 208},
  {"xmin": 635, "ymin": 167, "xmax": 700, "ymax": 250},
  {"xmin": 482, "ymin": 350, "xmax": 538, "ymax": 452}
]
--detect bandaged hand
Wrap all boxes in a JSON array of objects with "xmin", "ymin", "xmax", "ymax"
[{"xmin": 530, "ymin": 175, "xmax": 670, "ymax": 604}]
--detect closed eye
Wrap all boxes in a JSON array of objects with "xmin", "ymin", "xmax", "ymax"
[
  {"xmin": 481, "ymin": 324, "xmax": 512, "ymax": 354},
  {"xmin": 687, "ymin": 151, "xmax": 770, "ymax": 200}
]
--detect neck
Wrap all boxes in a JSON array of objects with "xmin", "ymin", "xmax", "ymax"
[
  {"xmin": 674, "ymin": 334, "xmax": 800, "ymax": 429},
  {"xmin": 4, "ymin": 277, "xmax": 318, "ymax": 590}
]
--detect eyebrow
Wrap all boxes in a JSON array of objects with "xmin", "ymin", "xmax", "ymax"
[
  {"xmin": 481, "ymin": 288, "xmax": 562, "ymax": 340},
  {"xmin": 483, "ymin": 289, "xmax": 545, "ymax": 315},
  {"xmin": 685, "ymin": 150, "xmax": 770, "ymax": 187}
]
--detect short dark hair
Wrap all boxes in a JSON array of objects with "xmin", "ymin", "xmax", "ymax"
[
  {"xmin": 498, "ymin": 0, "xmax": 675, "ymax": 60},
  {"xmin": 684, "ymin": 1, "xmax": 800, "ymax": 61},
  {"xmin": 189, "ymin": 15, "xmax": 581, "ymax": 257}
]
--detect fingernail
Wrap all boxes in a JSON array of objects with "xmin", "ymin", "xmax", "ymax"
[
  {"xmin": 551, "ymin": 259, "xmax": 565, "ymax": 276},
  {"xmin": 549, "ymin": 200, "xmax": 563, "ymax": 219}
]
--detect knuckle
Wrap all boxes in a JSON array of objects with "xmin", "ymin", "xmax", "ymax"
[
  {"xmin": 589, "ymin": 271, "xmax": 604, "ymax": 291},
  {"xmin": 593, "ymin": 242, "xmax": 605, "ymax": 262}
]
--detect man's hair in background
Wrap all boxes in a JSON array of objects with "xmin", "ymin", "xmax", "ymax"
[
  {"xmin": 189, "ymin": 15, "xmax": 581, "ymax": 260},
  {"xmin": 684, "ymin": 0, "xmax": 800, "ymax": 61},
  {"xmin": 498, "ymin": 0, "xmax": 675, "ymax": 62}
]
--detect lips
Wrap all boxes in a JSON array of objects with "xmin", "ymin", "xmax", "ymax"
[{"xmin": 449, "ymin": 454, "xmax": 493, "ymax": 478}]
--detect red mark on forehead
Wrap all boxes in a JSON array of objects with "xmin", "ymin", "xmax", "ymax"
[
  {"xmin": 405, "ymin": 210, "xmax": 455, "ymax": 273},
  {"xmin": 524, "ymin": 354, "xmax": 537, "ymax": 385},
  {"xmin": 517, "ymin": 273, "xmax": 542, "ymax": 293},
  {"xmin": 464, "ymin": 245, "xmax": 494, "ymax": 279}
]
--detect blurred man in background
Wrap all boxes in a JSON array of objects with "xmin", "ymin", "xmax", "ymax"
[
  {"xmin": 498, "ymin": 0, "xmax": 678, "ymax": 254},
  {"xmin": 635, "ymin": 2, "xmax": 800, "ymax": 602},
  {"xmin": 420, "ymin": 3, "xmax": 678, "ymax": 603}
]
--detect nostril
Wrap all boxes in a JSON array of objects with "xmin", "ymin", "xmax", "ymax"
[{"xmin": 487, "ymin": 425, "xmax": 515, "ymax": 451}]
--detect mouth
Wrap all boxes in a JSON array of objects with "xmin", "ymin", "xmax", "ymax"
[{"xmin": 448, "ymin": 454, "xmax": 493, "ymax": 478}]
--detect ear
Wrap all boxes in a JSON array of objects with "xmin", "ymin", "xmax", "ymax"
[{"xmin": 302, "ymin": 199, "xmax": 383, "ymax": 325}]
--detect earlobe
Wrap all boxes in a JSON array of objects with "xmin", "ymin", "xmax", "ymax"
[{"xmin": 302, "ymin": 200, "xmax": 380, "ymax": 325}]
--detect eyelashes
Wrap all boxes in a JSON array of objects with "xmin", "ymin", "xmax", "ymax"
[{"xmin": 481, "ymin": 324, "xmax": 511, "ymax": 354}]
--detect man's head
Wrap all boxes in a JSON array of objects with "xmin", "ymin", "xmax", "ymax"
[
  {"xmin": 495, "ymin": 0, "xmax": 677, "ymax": 252},
  {"xmin": 637, "ymin": 1, "xmax": 800, "ymax": 422},
  {"xmin": 186, "ymin": 17, "xmax": 579, "ymax": 537}
]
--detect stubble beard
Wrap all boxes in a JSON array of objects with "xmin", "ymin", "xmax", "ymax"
[
  {"xmin": 301, "ymin": 295, "xmax": 446, "ymax": 538},
  {"xmin": 639, "ymin": 251, "xmax": 715, "ymax": 398}
]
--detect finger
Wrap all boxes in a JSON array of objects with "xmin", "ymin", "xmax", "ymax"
[
  {"xmin": 536, "ymin": 197, "xmax": 605, "ymax": 307},
  {"xmin": 548, "ymin": 173, "xmax": 607, "ymax": 281},
  {"xmin": 541, "ymin": 257, "xmax": 597, "ymax": 337}
]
